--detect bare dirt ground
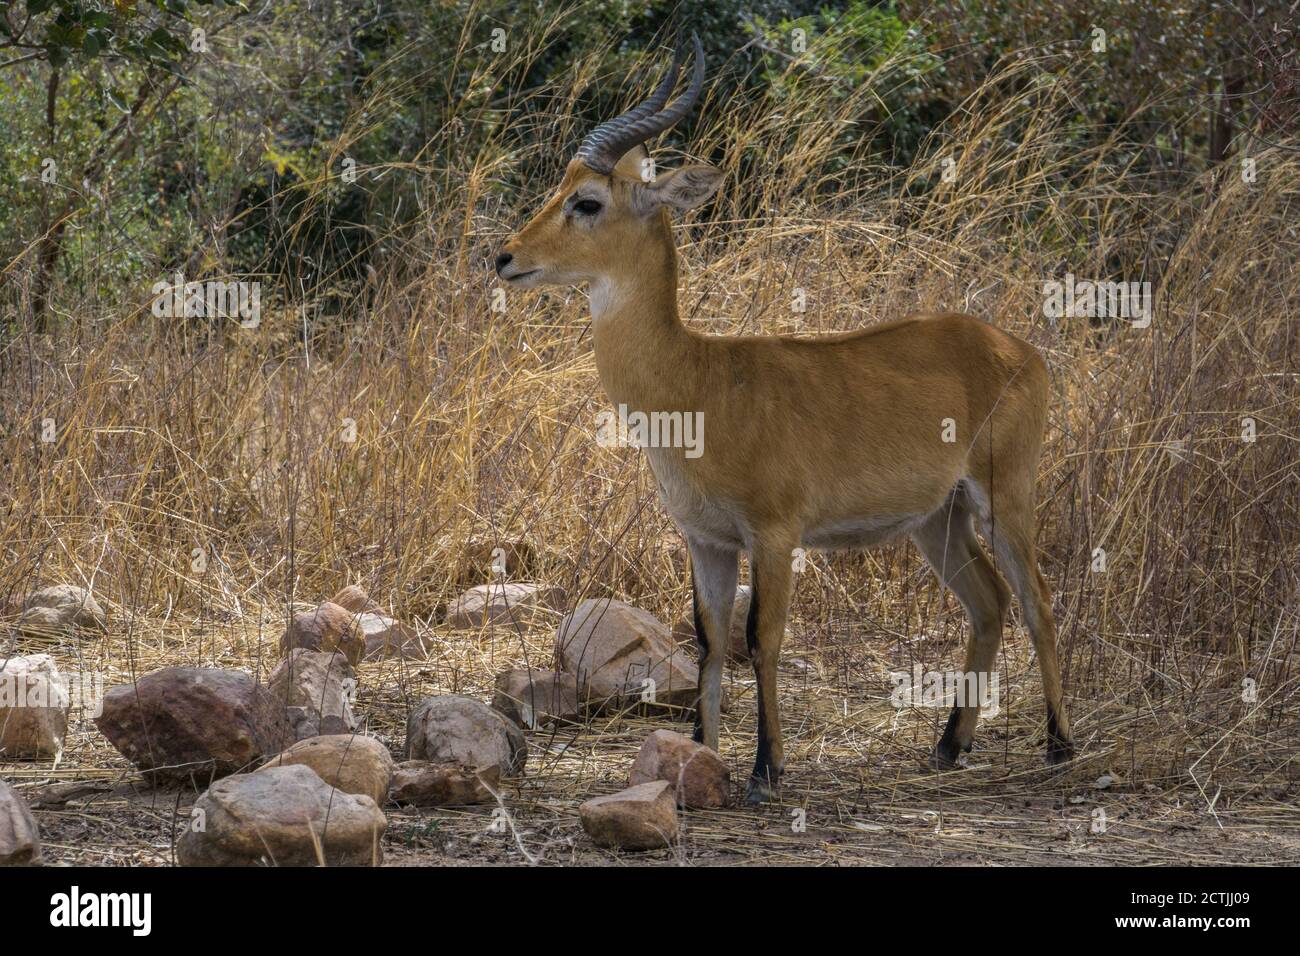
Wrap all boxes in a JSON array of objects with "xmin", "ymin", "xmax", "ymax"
[{"xmin": 7, "ymin": 608, "xmax": 1296, "ymax": 866}]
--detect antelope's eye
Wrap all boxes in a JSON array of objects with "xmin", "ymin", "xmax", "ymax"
[{"xmin": 573, "ymin": 198, "xmax": 602, "ymax": 215}]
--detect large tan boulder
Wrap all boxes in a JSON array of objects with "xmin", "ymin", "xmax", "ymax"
[
  {"xmin": 389, "ymin": 761, "xmax": 500, "ymax": 806},
  {"xmin": 0, "ymin": 654, "xmax": 70, "ymax": 758},
  {"xmin": 258, "ymin": 735, "xmax": 393, "ymax": 806},
  {"xmin": 406, "ymin": 696, "xmax": 527, "ymax": 775},
  {"xmin": 557, "ymin": 599, "xmax": 698, "ymax": 707},
  {"xmin": 266, "ymin": 649, "xmax": 357, "ymax": 741},
  {"xmin": 0, "ymin": 781, "xmax": 41, "ymax": 866},
  {"xmin": 17, "ymin": 585, "xmax": 106, "ymax": 638},
  {"xmin": 279, "ymin": 602, "xmax": 365, "ymax": 668},
  {"xmin": 177, "ymin": 765, "xmax": 386, "ymax": 866},
  {"xmin": 629, "ymin": 730, "xmax": 730, "ymax": 808},
  {"xmin": 492, "ymin": 668, "xmax": 581, "ymax": 729},
  {"xmin": 579, "ymin": 781, "xmax": 678, "ymax": 851},
  {"xmin": 95, "ymin": 667, "xmax": 291, "ymax": 784}
]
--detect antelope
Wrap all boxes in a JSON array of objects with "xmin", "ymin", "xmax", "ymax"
[{"xmin": 496, "ymin": 36, "xmax": 1075, "ymax": 804}]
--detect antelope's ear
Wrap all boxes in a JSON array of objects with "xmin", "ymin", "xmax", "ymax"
[
  {"xmin": 632, "ymin": 164, "xmax": 723, "ymax": 214},
  {"xmin": 613, "ymin": 144, "xmax": 652, "ymax": 180}
]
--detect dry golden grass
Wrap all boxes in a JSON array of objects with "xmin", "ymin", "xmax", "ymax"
[{"xmin": 1, "ymin": 33, "xmax": 1296, "ymax": 865}]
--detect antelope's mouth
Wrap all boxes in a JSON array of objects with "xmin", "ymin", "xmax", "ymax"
[{"xmin": 501, "ymin": 268, "xmax": 542, "ymax": 286}]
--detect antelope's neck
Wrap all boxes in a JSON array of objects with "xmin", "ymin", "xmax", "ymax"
[{"xmin": 588, "ymin": 240, "xmax": 699, "ymax": 411}]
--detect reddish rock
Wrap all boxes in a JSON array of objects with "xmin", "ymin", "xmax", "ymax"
[
  {"xmin": 389, "ymin": 760, "xmax": 500, "ymax": 806},
  {"xmin": 95, "ymin": 667, "xmax": 290, "ymax": 784},
  {"xmin": 177, "ymin": 765, "xmax": 386, "ymax": 866},
  {"xmin": 557, "ymin": 599, "xmax": 698, "ymax": 707},
  {"xmin": 280, "ymin": 602, "xmax": 365, "ymax": 668},
  {"xmin": 0, "ymin": 781, "xmax": 41, "ymax": 866},
  {"xmin": 629, "ymin": 730, "xmax": 730, "ymax": 808},
  {"xmin": 258, "ymin": 734, "xmax": 393, "ymax": 806},
  {"xmin": 406, "ymin": 695, "xmax": 527, "ymax": 775},
  {"xmin": 579, "ymin": 781, "xmax": 678, "ymax": 851},
  {"xmin": 492, "ymin": 668, "xmax": 581, "ymax": 729},
  {"xmin": 330, "ymin": 585, "xmax": 372, "ymax": 614},
  {"xmin": 266, "ymin": 649, "xmax": 357, "ymax": 741}
]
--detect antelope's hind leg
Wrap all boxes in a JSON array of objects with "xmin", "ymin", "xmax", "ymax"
[
  {"xmin": 910, "ymin": 498, "xmax": 1011, "ymax": 770},
  {"xmin": 686, "ymin": 536, "xmax": 739, "ymax": 752}
]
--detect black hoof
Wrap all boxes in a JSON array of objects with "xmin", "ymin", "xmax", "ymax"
[
  {"xmin": 744, "ymin": 775, "xmax": 776, "ymax": 805},
  {"xmin": 928, "ymin": 744, "xmax": 964, "ymax": 772},
  {"xmin": 1046, "ymin": 738, "xmax": 1076, "ymax": 767}
]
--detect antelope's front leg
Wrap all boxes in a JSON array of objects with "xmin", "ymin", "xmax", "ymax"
[
  {"xmin": 745, "ymin": 536, "xmax": 797, "ymax": 804},
  {"xmin": 686, "ymin": 536, "xmax": 738, "ymax": 751}
]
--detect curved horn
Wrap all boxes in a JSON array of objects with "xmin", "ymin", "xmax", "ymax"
[{"xmin": 575, "ymin": 33, "xmax": 706, "ymax": 175}]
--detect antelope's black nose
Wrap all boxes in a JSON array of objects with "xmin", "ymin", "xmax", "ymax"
[{"xmin": 494, "ymin": 252, "xmax": 513, "ymax": 274}]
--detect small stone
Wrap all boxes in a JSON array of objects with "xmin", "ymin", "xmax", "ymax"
[
  {"xmin": 406, "ymin": 695, "xmax": 527, "ymax": 776},
  {"xmin": 389, "ymin": 760, "xmax": 500, "ymax": 806},
  {"xmin": 446, "ymin": 582, "xmax": 561, "ymax": 633},
  {"xmin": 557, "ymin": 598, "xmax": 698, "ymax": 707},
  {"xmin": 492, "ymin": 669, "xmax": 581, "ymax": 729},
  {"xmin": 177, "ymin": 765, "xmax": 386, "ymax": 867},
  {"xmin": 0, "ymin": 781, "xmax": 42, "ymax": 866},
  {"xmin": 0, "ymin": 654, "xmax": 70, "ymax": 758},
  {"xmin": 18, "ymin": 585, "xmax": 106, "ymax": 638},
  {"xmin": 95, "ymin": 667, "xmax": 291, "ymax": 784},
  {"xmin": 258, "ymin": 735, "xmax": 394, "ymax": 806},
  {"xmin": 629, "ymin": 730, "xmax": 730, "ymax": 808},
  {"xmin": 280, "ymin": 602, "xmax": 365, "ymax": 668},
  {"xmin": 330, "ymin": 585, "xmax": 372, "ymax": 614},
  {"xmin": 267, "ymin": 649, "xmax": 358, "ymax": 741},
  {"xmin": 579, "ymin": 781, "xmax": 678, "ymax": 851},
  {"xmin": 357, "ymin": 611, "xmax": 426, "ymax": 660}
]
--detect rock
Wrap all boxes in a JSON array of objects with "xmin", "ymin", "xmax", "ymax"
[
  {"xmin": 446, "ymin": 582, "xmax": 561, "ymax": 632},
  {"xmin": 258, "ymin": 735, "xmax": 393, "ymax": 806},
  {"xmin": 0, "ymin": 654, "xmax": 70, "ymax": 758},
  {"xmin": 358, "ymin": 611, "xmax": 427, "ymax": 660},
  {"xmin": 17, "ymin": 585, "xmax": 106, "ymax": 638},
  {"xmin": 579, "ymin": 781, "xmax": 678, "ymax": 851},
  {"xmin": 629, "ymin": 730, "xmax": 730, "ymax": 808},
  {"xmin": 0, "ymin": 781, "xmax": 42, "ymax": 866},
  {"xmin": 674, "ymin": 585, "xmax": 790, "ymax": 664},
  {"xmin": 330, "ymin": 585, "xmax": 372, "ymax": 614},
  {"xmin": 279, "ymin": 602, "xmax": 365, "ymax": 668},
  {"xmin": 176, "ymin": 765, "xmax": 386, "ymax": 866},
  {"xmin": 557, "ymin": 598, "xmax": 698, "ymax": 707},
  {"xmin": 406, "ymin": 695, "xmax": 527, "ymax": 776},
  {"xmin": 267, "ymin": 649, "xmax": 358, "ymax": 741},
  {"xmin": 95, "ymin": 667, "xmax": 291, "ymax": 784},
  {"xmin": 492, "ymin": 668, "xmax": 581, "ymax": 729},
  {"xmin": 389, "ymin": 760, "xmax": 500, "ymax": 806}
]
